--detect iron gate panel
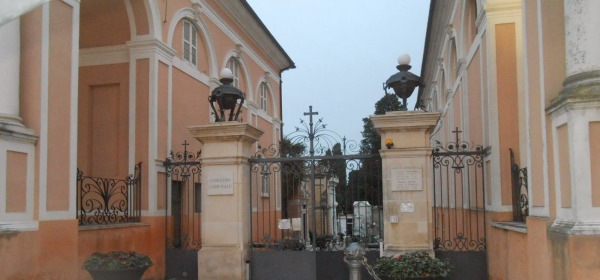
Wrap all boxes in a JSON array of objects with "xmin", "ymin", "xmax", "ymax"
[
  {"xmin": 249, "ymin": 152, "xmax": 383, "ymax": 251},
  {"xmin": 164, "ymin": 141, "xmax": 201, "ymax": 280},
  {"xmin": 249, "ymin": 107, "xmax": 383, "ymax": 280},
  {"xmin": 432, "ymin": 128, "xmax": 488, "ymax": 280}
]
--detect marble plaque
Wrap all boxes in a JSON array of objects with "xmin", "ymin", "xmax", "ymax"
[
  {"xmin": 400, "ymin": 202, "xmax": 415, "ymax": 212},
  {"xmin": 391, "ymin": 168, "xmax": 422, "ymax": 191},
  {"xmin": 207, "ymin": 171, "xmax": 234, "ymax": 195}
]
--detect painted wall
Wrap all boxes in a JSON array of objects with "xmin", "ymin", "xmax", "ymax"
[
  {"xmin": 1, "ymin": 0, "xmax": 291, "ymax": 279},
  {"xmin": 422, "ymin": 0, "xmax": 600, "ymax": 279}
]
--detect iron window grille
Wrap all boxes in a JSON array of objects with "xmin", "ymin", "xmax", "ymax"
[
  {"xmin": 76, "ymin": 162, "xmax": 142, "ymax": 225},
  {"xmin": 509, "ymin": 149, "xmax": 529, "ymax": 222}
]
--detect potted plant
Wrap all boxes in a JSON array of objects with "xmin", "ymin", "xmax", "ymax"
[
  {"xmin": 83, "ymin": 251, "xmax": 153, "ymax": 280},
  {"xmin": 373, "ymin": 251, "xmax": 452, "ymax": 280}
]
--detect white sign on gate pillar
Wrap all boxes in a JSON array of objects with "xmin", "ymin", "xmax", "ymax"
[
  {"xmin": 371, "ymin": 111, "xmax": 440, "ymax": 256},
  {"xmin": 188, "ymin": 122, "xmax": 263, "ymax": 280}
]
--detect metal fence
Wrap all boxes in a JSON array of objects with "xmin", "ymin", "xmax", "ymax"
[
  {"xmin": 76, "ymin": 162, "xmax": 142, "ymax": 225},
  {"xmin": 510, "ymin": 148, "xmax": 528, "ymax": 222},
  {"xmin": 249, "ymin": 151, "xmax": 383, "ymax": 252},
  {"xmin": 431, "ymin": 128, "xmax": 489, "ymax": 280}
]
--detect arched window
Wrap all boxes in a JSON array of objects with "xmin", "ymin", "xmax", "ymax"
[
  {"xmin": 183, "ymin": 20, "xmax": 197, "ymax": 65},
  {"xmin": 449, "ymin": 40, "xmax": 458, "ymax": 81},
  {"xmin": 226, "ymin": 57, "xmax": 240, "ymax": 88},
  {"xmin": 259, "ymin": 82, "xmax": 268, "ymax": 111},
  {"xmin": 466, "ymin": 0, "xmax": 478, "ymax": 44}
]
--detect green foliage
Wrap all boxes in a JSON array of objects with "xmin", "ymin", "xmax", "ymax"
[
  {"xmin": 373, "ymin": 252, "xmax": 453, "ymax": 279},
  {"xmin": 280, "ymin": 138, "xmax": 306, "ymax": 158},
  {"xmin": 83, "ymin": 251, "xmax": 153, "ymax": 270},
  {"xmin": 374, "ymin": 93, "xmax": 402, "ymax": 115},
  {"xmin": 279, "ymin": 139, "xmax": 307, "ymax": 216},
  {"xmin": 345, "ymin": 94, "xmax": 400, "ymax": 209},
  {"xmin": 321, "ymin": 143, "xmax": 349, "ymax": 213},
  {"xmin": 360, "ymin": 94, "xmax": 401, "ymax": 155}
]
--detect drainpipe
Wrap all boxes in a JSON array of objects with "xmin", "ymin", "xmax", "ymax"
[{"xmin": 278, "ymin": 65, "xmax": 294, "ymax": 141}]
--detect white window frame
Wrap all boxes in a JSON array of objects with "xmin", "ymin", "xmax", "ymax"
[
  {"xmin": 226, "ymin": 58, "xmax": 240, "ymax": 88},
  {"xmin": 183, "ymin": 20, "xmax": 197, "ymax": 66},
  {"xmin": 259, "ymin": 82, "xmax": 268, "ymax": 111}
]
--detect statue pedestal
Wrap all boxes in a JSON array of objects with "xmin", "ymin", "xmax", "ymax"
[{"xmin": 371, "ymin": 111, "xmax": 439, "ymax": 256}]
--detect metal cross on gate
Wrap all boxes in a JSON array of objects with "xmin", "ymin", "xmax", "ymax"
[
  {"xmin": 303, "ymin": 105, "xmax": 318, "ymax": 157},
  {"xmin": 452, "ymin": 127, "xmax": 462, "ymax": 145}
]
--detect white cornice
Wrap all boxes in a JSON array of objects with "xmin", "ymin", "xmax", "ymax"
[
  {"xmin": 127, "ymin": 37, "xmax": 176, "ymax": 62},
  {"xmin": 197, "ymin": 0, "xmax": 285, "ymax": 82},
  {"xmin": 213, "ymin": 1, "xmax": 292, "ymax": 71},
  {"xmin": 79, "ymin": 45, "xmax": 128, "ymax": 67},
  {"xmin": 80, "ymin": 39, "xmax": 177, "ymax": 67},
  {"xmin": 484, "ymin": 0, "xmax": 521, "ymax": 19},
  {"xmin": 188, "ymin": 122, "xmax": 264, "ymax": 144},
  {"xmin": 371, "ymin": 111, "xmax": 440, "ymax": 132}
]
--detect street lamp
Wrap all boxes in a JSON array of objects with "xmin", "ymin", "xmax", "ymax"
[
  {"xmin": 209, "ymin": 68, "xmax": 245, "ymax": 122},
  {"xmin": 384, "ymin": 54, "xmax": 424, "ymax": 111}
]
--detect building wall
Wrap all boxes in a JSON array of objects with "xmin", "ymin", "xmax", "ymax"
[
  {"xmin": 0, "ymin": 0, "xmax": 292, "ymax": 279},
  {"xmin": 421, "ymin": 0, "xmax": 600, "ymax": 279}
]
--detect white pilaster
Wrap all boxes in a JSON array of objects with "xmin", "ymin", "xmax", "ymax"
[
  {"xmin": 564, "ymin": 0, "xmax": 600, "ymax": 76},
  {"xmin": 0, "ymin": 18, "xmax": 21, "ymax": 124},
  {"xmin": 548, "ymin": 0, "xmax": 600, "ymax": 234}
]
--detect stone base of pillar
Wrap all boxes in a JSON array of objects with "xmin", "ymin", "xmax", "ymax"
[
  {"xmin": 549, "ymin": 227, "xmax": 600, "ymax": 279},
  {"xmin": 549, "ymin": 219, "xmax": 600, "ymax": 235},
  {"xmin": 0, "ymin": 115, "xmax": 37, "ymax": 144},
  {"xmin": 198, "ymin": 247, "xmax": 249, "ymax": 280}
]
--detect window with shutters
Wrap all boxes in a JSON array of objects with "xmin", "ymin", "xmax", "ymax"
[
  {"xmin": 183, "ymin": 20, "xmax": 197, "ymax": 65},
  {"xmin": 226, "ymin": 58, "xmax": 240, "ymax": 88},
  {"xmin": 259, "ymin": 82, "xmax": 268, "ymax": 111}
]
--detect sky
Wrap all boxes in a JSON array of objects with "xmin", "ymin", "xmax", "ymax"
[{"xmin": 246, "ymin": 0, "xmax": 431, "ymax": 146}]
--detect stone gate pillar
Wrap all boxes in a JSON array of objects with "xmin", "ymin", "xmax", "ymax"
[
  {"xmin": 188, "ymin": 122, "xmax": 263, "ymax": 280},
  {"xmin": 371, "ymin": 111, "xmax": 439, "ymax": 256}
]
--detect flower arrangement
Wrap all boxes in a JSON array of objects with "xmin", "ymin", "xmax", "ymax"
[
  {"xmin": 83, "ymin": 251, "xmax": 153, "ymax": 270},
  {"xmin": 373, "ymin": 251, "xmax": 452, "ymax": 279},
  {"xmin": 83, "ymin": 251, "xmax": 153, "ymax": 280}
]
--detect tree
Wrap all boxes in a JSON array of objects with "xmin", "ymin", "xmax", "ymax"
[
  {"xmin": 279, "ymin": 139, "xmax": 306, "ymax": 217},
  {"xmin": 351, "ymin": 94, "xmax": 401, "ymax": 208},
  {"xmin": 321, "ymin": 143, "xmax": 350, "ymax": 214},
  {"xmin": 360, "ymin": 94, "xmax": 401, "ymax": 155}
]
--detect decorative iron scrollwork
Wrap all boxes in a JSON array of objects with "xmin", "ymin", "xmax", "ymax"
[
  {"xmin": 249, "ymin": 106, "xmax": 383, "ymax": 252},
  {"xmin": 432, "ymin": 127, "xmax": 487, "ymax": 252},
  {"xmin": 510, "ymin": 148, "xmax": 529, "ymax": 222},
  {"xmin": 164, "ymin": 141, "xmax": 202, "ymax": 250},
  {"xmin": 77, "ymin": 162, "xmax": 142, "ymax": 225}
]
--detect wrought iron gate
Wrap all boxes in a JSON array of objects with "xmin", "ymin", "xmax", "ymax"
[
  {"xmin": 164, "ymin": 141, "xmax": 201, "ymax": 280},
  {"xmin": 249, "ymin": 107, "xmax": 382, "ymax": 280},
  {"xmin": 432, "ymin": 128, "xmax": 488, "ymax": 280}
]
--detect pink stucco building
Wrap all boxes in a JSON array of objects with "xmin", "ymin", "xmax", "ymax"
[{"xmin": 0, "ymin": 1, "xmax": 293, "ymax": 279}]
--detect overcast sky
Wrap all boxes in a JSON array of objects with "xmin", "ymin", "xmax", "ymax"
[{"xmin": 247, "ymin": 0, "xmax": 431, "ymax": 147}]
